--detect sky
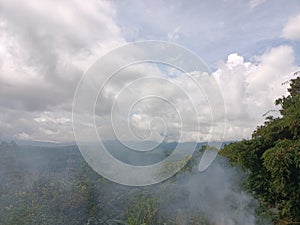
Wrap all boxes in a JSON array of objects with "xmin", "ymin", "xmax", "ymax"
[{"xmin": 0, "ymin": 0, "xmax": 300, "ymax": 143}]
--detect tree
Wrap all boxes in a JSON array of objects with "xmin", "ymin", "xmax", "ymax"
[{"xmin": 220, "ymin": 72, "xmax": 300, "ymax": 223}]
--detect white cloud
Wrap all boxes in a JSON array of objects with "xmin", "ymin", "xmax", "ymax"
[
  {"xmin": 0, "ymin": 0, "xmax": 299, "ymax": 143},
  {"xmin": 1, "ymin": 40, "xmax": 298, "ymax": 142},
  {"xmin": 214, "ymin": 45, "xmax": 299, "ymax": 140},
  {"xmin": 167, "ymin": 26, "xmax": 181, "ymax": 41},
  {"xmin": 0, "ymin": 0, "xmax": 125, "ymax": 110},
  {"xmin": 0, "ymin": 0, "xmax": 125, "ymax": 141},
  {"xmin": 249, "ymin": 0, "xmax": 267, "ymax": 9},
  {"xmin": 282, "ymin": 14, "xmax": 300, "ymax": 41},
  {"xmin": 91, "ymin": 45, "xmax": 299, "ymax": 143},
  {"xmin": 93, "ymin": 64, "xmax": 212, "ymax": 143},
  {"xmin": 16, "ymin": 132, "xmax": 30, "ymax": 140}
]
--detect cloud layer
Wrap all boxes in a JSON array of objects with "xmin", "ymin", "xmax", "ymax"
[
  {"xmin": 0, "ymin": 0, "xmax": 299, "ymax": 143},
  {"xmin": 215, "ymin": 46, "xmax": 299, "ymax": 140},
  {"xmin": 282, "ymin": 13, "xmax": 300, "ymax": 41},
  {"xmin": 0, "ymin": 0, "xmax": 125, "ymax": 141}
]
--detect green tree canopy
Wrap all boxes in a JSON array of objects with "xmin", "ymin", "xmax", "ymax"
[{"xmin": 220, "ymin": 72, "xmax": 300, "ymax": 223}]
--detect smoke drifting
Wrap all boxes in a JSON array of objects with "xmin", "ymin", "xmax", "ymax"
[
  {"xmin": 0, "ymin": 142, "xmax": 270, "ymax": 224},
  {"xmin": 159, "ymin": 156, "xmax": 261, "ymax": 225}
]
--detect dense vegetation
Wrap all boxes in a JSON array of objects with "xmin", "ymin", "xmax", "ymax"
[
  {"xmin": 0, "ymin": 142, "xmax": 210, "ymax": 225},
  {"xmin": 0, "ymin": 141, "xmax": 266, "ymax": 225},
  {"xmin": 220, "ymin": 73, "xmax": 300, "ymax": 224}
]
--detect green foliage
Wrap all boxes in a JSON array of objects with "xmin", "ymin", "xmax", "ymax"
[
  {"xmin": 188, "ymin": 211, "xmax": 213, "ymax": 225},
  {"xmin": 124, "ymin": 195, "xmax": 160, "ymax": 225},
  {"xmin": 121, "ymin": 192, "xmax": 214, "ymax": 225},
  {"xmin": 0, "ymin": 143, "xmax": 211, "ymax": 225},
  {"xmin": 220, "ymin": 73, "xmax": 300, "ymax": 223},
  {"xmin": 157, "ymin": 155, "xmax": 192, "ymax": 181},
  {"xmin": 0, "ymin": 144, "xmax": 102, "ymax": 225},
  {"xmin": 262, "ymin": 139, "xmax": 300, "ymax": 218},
  {"xmin": 253, "ymin": 75, "xmax": 300, "ymax": 143}
]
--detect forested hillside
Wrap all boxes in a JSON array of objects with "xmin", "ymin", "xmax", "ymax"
[{"xmin": 220, "ymin": 73, "xmax": 300, "ymax": 224}]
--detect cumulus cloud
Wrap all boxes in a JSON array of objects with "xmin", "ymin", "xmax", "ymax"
[
  {"xmin": 282, "ymin": 14, "xmax": 300, "ymax": 41},
  {"xmin": 76, "ymin": 61, "xmax": 214, "ymax": 143},
  {"xmin": 75, "ymin": 45, "xmax": 299, "ymax": 144},
  {"xmin": 214, "ymin": 45, "xmax": 299, "ymax": 140}
]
